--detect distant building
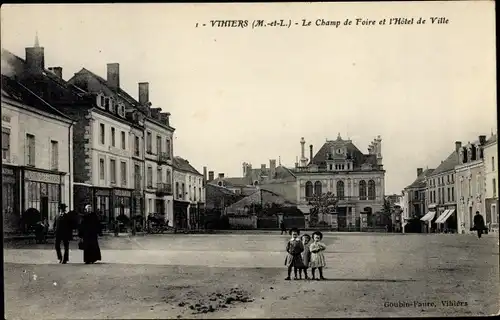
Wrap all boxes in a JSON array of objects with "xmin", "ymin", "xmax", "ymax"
[
  {"xmin": 173, "ymin": 156, "xmax": 205, "ymax": 229},
  {"xmin": 455, "ymin": 135, "xmax": 488, "ymax": 234},
  {"xmin": 291, "ymin": 133, "xmax": 386, "ymax": 230},
  {"xmin": 1, "ymin": 44, "xmax": 75, "ymax": 231},
  {"xmin": 403, "ymin": 168, "xmax": 434, "ymax": 232},
  {"xmin": 483, "ymin": 133, "xmax": 498, "ymax": 232},
  {"xmin": 425, "ymin": 142, "xmax": 461, "ymax": 232}
]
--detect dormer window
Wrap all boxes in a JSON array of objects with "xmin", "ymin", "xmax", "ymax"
[
  {"xmin": 104, "ymin": 97, "xmax": 110, "ymax": 109},
  {"xmin": 97, "ymin": 94, "xmax": 105, "ymax": 109},
  {"xmin": 462, "ymin": 147, "xmax": 468, "ymax": 163},
  {"xmin": 109, "ymin": 98, "xmax": 116, "ymax": 113},
  {"xmin": 117, "ymin": 104, "xmax": 126, "ymax": 118},
  {"xmin": 469, "ymin": 146, "xmax": 476, "ymax": 161}
]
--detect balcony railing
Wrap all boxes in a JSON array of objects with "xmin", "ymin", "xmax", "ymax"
[
  {"xmin": 158, "ymin": 152, "xmax": 171, "ymax": 164},
  {"xmin": 156, "ymin": 182, "xmax": 173, "ymax": 196}
]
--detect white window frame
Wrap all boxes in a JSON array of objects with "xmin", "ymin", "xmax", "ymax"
[
  {"xmin": 2, "ymin": 127, "xmax": 11, "ymax": 161},
  {"xmin": 110, "ymin": 158, "xmax": 117, "ymax": 185},
  {"xmin": 99, "ymin": 123, "xmax": 105, "ymax": 145},
  {"xmin": 26, "ymin": 133, "xmax": 36, "ymax": 166},
  {"xmin": 111, "ymin": 127, "xmax": 116, "ymax": 147},
  {"xmin": 121, "ymin": 131, "xmax": 126, "ymax": 150},
  {"xmin": 99, "ymin": 157, "xmax": 105, "ymax": 181},
  {"xmin": 50, "ymin": 140, "xmax": 59, "ymax": 170},
  {"xmin": 120, "ymin": 161, "xmax": 127, "ymax": 187}
]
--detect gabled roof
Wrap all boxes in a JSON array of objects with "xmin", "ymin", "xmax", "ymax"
[
  {"xmin": 406, "ymin": 168, "xmax": 434, "ymax": 189},
  {"xmin": 1, "ymin": 49, "xmax": 88, "ymax": 101},
  {"xmin": 173, "ymin": 156, "xmax": 202, "ymax": 176},
  {"xmin": 1, "ymin": 74, "xmax": 73, "ymax": 121},
  {"xmin": 430, "ymin": 151, "xmax": 460, "ymax": 176}
]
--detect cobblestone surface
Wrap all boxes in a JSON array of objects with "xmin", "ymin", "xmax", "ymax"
[{"xmin": 4, "ymin": 232, "xmax": 499, "ymax": 318}]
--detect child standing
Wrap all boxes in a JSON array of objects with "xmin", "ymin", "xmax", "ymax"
[
  {"xmin": 309, "ymin": 231, "xmax": 327, "ymax": 280},
  {"xmin": 299, "ymin": 234, "xmax": 311, "ymax": 280},
  {"xmin": 284, "ymin": 228, "xmax": 304, "ymax": 280}
]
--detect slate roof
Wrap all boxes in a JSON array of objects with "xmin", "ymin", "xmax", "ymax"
[
  {"xmin": 310, "ymin": 137, "xmax": 378, "ymax": 170},
  {"xmin": 1, "ymin": 49, "xmax": 88, "ymax": 100},
  {"xmin": 173, "ymin": 156, "xmax": 202, "ymax": 176},
  {"xmin": 1, "ymin": 74, "xmax": 73, "ymax": 121},
  {"xmin": 430, "ymin": 151, "xmax": 460, "ymax": 176},
  {"xmin": 406, "ymin": 168, "xmax": 435, "ymax": 189}
]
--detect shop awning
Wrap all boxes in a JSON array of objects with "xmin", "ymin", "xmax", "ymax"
[
  {"xmin": 420, "ymin": 211, "xmax": 436, "ymax": 222},
  {"xmin": 435, "ymin": 210, "xmax": 450, "ymax": 224},
  {"xmin": 436, "ymin": 209, "xmax": 455, "ymax": 224}
]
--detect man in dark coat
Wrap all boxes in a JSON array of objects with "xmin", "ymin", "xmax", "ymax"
[
  {"xmin": 473, "ymin": 211, "xmax": 486, "ymax": 239},
  {"xmin": 280, "ymin": 220, "xmax": 286, "ymax": 235},
  {"xmin": 54, "ymin": 203, "xmax": 73, "ymax": 264}
]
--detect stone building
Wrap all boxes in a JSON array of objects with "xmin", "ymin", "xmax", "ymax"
[
  {"xmin": 425, "ymin": 142, "xmax": 461, "ymax": 232},
  {"xmin": 173, "ymin": 156, "xmax": 205, "ymax": 229},
  {"xmin": 483, "ymin": 133, "xmax": 498, "ymax": 232},
  {"xmin": 454, "ymin": 135, "xmax": 488, "ymax": 234},
  {"xmin": 403, "ymin": 168, "xmax": 434, "ymax": 232},
  {"xmin": 292, "ymin": 133, "xmax": 386, "ymax": 230},
  {"xmin": 1, "ymin": 45, "xmax": 75, "ymax": 231}
]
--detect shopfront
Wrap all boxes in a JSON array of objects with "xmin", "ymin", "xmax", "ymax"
[
  {"xmin": 132, "ymin": 190, "xmax": 144, "ymax": 218},
  {"xmin": 23, "ymin": 168, "xmax": 65, "ymax": 228},
  {"xmin": 174, "ymin": 200, "xmax": 189, "ymax": 229},
  {"xmin": 94, "ymin": 188, "xmax": 112, "ymax": 223},
  {"xmin": 2, "ymin": 166, "xmax": 20, "ymax": 232},
  {"xmin": 114, "ymin": 188, "xmax": 132, "ymax": 218}
]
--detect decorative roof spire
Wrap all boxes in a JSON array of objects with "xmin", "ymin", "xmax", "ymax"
[
  {"xmin": 337, "ymin": 132, "xmax": 342, "ymax": 140},
  {"xmin": 34, "ymin": 31, "xmax": 40, "ymax": 47}
]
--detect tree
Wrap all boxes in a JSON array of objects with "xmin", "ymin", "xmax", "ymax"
[{"xmin": 308, "ymin": 192, "xmax": 338, "ymax": 225}]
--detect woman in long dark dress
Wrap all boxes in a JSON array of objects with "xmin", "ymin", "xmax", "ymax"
[{"xmin": 78, "ymin": 205, "xmax": 102, "ymax": 264}]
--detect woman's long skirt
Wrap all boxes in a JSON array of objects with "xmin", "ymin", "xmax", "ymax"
[{"xmin": 83, "ymin": 237, "xmax": 102, "ymax": 263}]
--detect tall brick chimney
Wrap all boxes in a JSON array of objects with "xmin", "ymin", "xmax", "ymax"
[
  {"xmin": 218, "ymin": 173, "xmax": 225, "ymax": 179},
  {"xmin": 417, "ymin": 168, "xmax": 423, "ymax": 177},
  {"xmin": 479, "ymin": 135, "xmax": 487, "ymax": 145},
  {"xmin": 25, "ymin": 33, "xmax": 45, "ymax": 73},
  {"xmin": 48, "ymin": 67, "xmax": 62, "ymax": 79},
  {"xmin": 208, "ymin": 171, "xmax": 214, "ymax": 181},
  {"xmin": 455, "ymin": 141, "xmax": 462, "ymax": 153},
  {"xmin": 269, "ymin": 159, "xmax": 276, "ymax": 179},
  {"xmin": 107, "ymin": 63, "xmax": 120, "ymax": 89},
  {"xmin": 203, "ymin": 166, "xmax": 207, "ymax": 185},
  {"xmin": 309, "ymin": 144, "xmax": 313, "ymax": 163},
  {"xmin": 139, "ymin": 82, "xmax": 149, "ymax": 105}
]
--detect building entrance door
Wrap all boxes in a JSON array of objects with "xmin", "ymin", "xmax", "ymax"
[
  {"xmin": 337, "ymin": 207, "xmax": 347, "ymax": 230},
  {"xmin": 41, "ymin": 197, "xmax": 49, "ymax": 221}
]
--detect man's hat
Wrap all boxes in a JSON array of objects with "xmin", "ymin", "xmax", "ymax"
[{"xmin": 59, "ymin": 203, "xmax": 67, "ymax": 210}]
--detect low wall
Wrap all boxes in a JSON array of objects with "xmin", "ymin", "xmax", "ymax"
[{"xmin": 228, "ymin": 215, "xmax": 257, "ymax": 229}]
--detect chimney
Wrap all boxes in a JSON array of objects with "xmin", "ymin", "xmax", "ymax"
[
  {"xmin": 203, "ymin": 167, "xmax": 207, "ymax": 185},
  {"xmin": 309, "ymin": 144, "xmax": 313, "ymax": 162},
  {"xmin": 269, "ymin": 159, "xmax": 276, "ymax": 179},
  {"xmin": 417, "ymin": 168, "xmax": 423, "ymax": 177},
  {"xmin": 218, "ymin": 173, "xmax": 225, "ymax": 179},
  {"xmin": 48, "ymin": 67, "xmax": 62, "ymax": 79},
  {"xmin": 455, "ymin": 141, "xmax": 462, "ymax": 153},
  {"xmin": 107, "ymin": 63, "xmax": 120, "ymax": 89},
  {"xmin": 25, "ymin": 36, "xmax": 45, "ymax": 73},
  {"xmin": 139, "ymin": 82, "xmax": 149, "ymax": 105},
  {"xmin": 208, "ymin": 171, "xmax": 214, "ymax": 181},
  {"xmin": 261, "ymin": 164, "xmax": 266, "ymax": 171},
  {"xmin": 479, "ymin": 135, "xmax": 487, "ymax": 145},
  {"xmin": 300, "ymin": 137, "xmax": 306, "ymax": 159},
  {"xmin": 160, "ymin": 112, "xmax": 171, "ymax": 126}
]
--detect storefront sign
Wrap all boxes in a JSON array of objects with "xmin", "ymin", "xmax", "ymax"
[
  {"xmin": 25, "ymin": 170, "xmax": 61, "ymax": 184},
  {"xmin": 95, "ymin": 189, "xmax": 111, "ymax": 196},
  {"xmin": 114, "ymin": 189, "xmax": 132, "ymax": 197}
]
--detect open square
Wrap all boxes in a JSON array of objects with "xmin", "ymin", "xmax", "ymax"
[{"xmin": 4, "ymin": 232, "xmax": 499, "ymax": 318}]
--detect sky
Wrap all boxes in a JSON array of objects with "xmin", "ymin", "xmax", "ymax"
[{"xmin": 1, "ymin": 2, "xmax": 496, "ymax": 194}]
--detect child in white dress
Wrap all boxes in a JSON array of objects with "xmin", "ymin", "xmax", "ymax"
[{"xmin": 309, "ymin": 231, "xmax": 327, "ymax": 280}]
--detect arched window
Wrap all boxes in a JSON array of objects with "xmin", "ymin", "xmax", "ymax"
[
  {"xmin": 359, "ymin": 180, "xmax": 367, "ymax": 200},
  {"xmin": 336, "ymin": 180, "xmax": 345, "ymax": 200},
  {"xmin": 305, "ymin": 181, "xmax": 313, "ymax": 199},
  {"xmin": 368, "ymin": 180, "xmax": 376, "ymax": 200},
  {"xmin": 314, "ymin": 181, "xmax": 322, "ymax": 196}
]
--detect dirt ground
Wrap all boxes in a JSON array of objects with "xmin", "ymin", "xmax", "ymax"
[{"xmin": 4, "ymin": 232, "xmax": 499, "ymax": 318}]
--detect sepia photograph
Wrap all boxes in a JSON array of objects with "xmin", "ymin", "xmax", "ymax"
[{"xmin": 1, "ymin": 1, "xmax": 498, "ymax": 319}]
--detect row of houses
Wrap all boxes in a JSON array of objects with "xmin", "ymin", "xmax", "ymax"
[
  {"xmin": 402, "ymin": 134, "xmax": 498, "ymax": 234},
  {"xmin": 202, "ymin": 133, "xmax": 388, "ymax": 231},
  {"xmin": 1, "ymin": 37, "xmax": 205, "ymax": 232}
]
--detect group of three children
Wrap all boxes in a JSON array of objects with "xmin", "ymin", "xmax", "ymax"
[{"xmin": 284, "ymin": 228, "xmax": 326, "ymax": 280}]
